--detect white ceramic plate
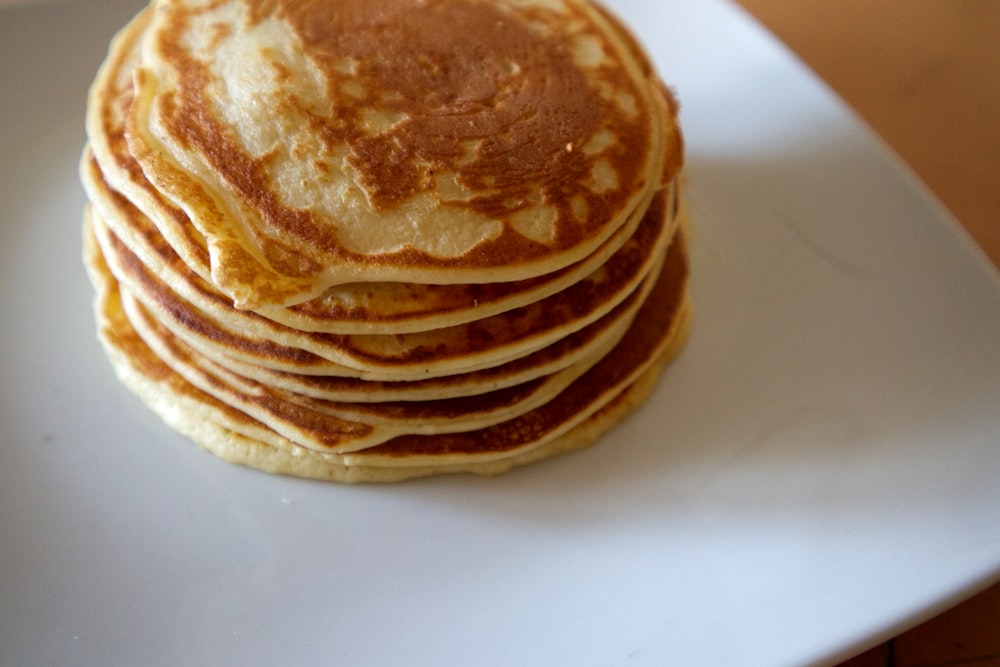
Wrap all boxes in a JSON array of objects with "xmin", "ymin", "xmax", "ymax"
[{"xmin": 2, "ymin": 1, "xmax": 999, "ymax": 665}]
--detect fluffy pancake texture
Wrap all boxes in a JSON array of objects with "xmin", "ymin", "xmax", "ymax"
[{"xmin": 81, "ymin": 0, "xmax": 691, "ymax": 482}]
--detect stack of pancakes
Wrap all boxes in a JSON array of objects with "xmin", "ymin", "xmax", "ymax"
[{"xmin": 80, "ymin": 0, "xmax": 691, "ymax": 482}]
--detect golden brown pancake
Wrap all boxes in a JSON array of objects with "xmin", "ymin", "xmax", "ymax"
[
  {"xmin": 88, "ymin": 185, "xmax": 677, "ymax": 379},
  {"xmin": 119, "ymin": 287, "xmax": 619, "ymax": 453},
  {"xmin": 162, "ymin": 288, "xmax": 642, "ymax": 403},
  {"xmin": 84, "ymin": 216, "xmax": 691, "ymax": 480},
  {"xmin": 122, "ymin": 0, "xmax": 680, "ymax": 308},
  {"xmin": 81, "ymin": 0, "xmax": 690, "ymax": 482},
  {"xmin": 84, "ymin": 4, "xmax": 677, "ymax": 333}
]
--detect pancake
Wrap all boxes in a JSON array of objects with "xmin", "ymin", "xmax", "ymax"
[
  {"xmin": 84, "ymin": 216, "xmax": 691, "ymax": 480},
  {"xmin": 119, "ymin": 285, "xmax": 620, "ymax": 453},
  {"xmin": 81, "ymin": 0, "xmax": 691, "ymax": 482},
  {"xmin": 166, "ymin": 287, "xmax": 641, "ymax": 403},
  {"xmin": 85, "ymin": 5, "xmax": 677, "ymax": 334},
  {"xmin": 122, "ymin": 0, "xmax": 680, "ymax": 308},
  {"xmin": 88, "ymin": 186, "xmax": 677, "ymax": 379}
]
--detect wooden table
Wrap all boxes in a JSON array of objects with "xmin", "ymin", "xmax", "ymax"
[{"xmin": 733, "ymin": 2, "xmax": 1000, "ymax": 664}]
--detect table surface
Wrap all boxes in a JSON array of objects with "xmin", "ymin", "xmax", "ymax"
[{"xmin": 734, "ymin": 2, "xmax": 1000, "ymax": 665}]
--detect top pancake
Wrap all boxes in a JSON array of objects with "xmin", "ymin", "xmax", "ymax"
[
  {"xmin": 83, "ymin": 9, "xmax": 666, "ymax": 335},
  {"xmin": 123, "ymin": 0, "xmax": 681, "ymax": 308}
]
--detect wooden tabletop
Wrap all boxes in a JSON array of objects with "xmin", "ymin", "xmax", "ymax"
[
  {"xmin": 734, "ymin": 2, "xmax": 1000, "ymax": 664},
  {"xmin": 735, "ymin": 0, "xmax": 1000, "ymax": 268}
]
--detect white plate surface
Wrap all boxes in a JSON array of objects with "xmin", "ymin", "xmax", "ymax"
[{"xmin": 2, "ymin": 1, "xmax": 1000, "ymax": 665}]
